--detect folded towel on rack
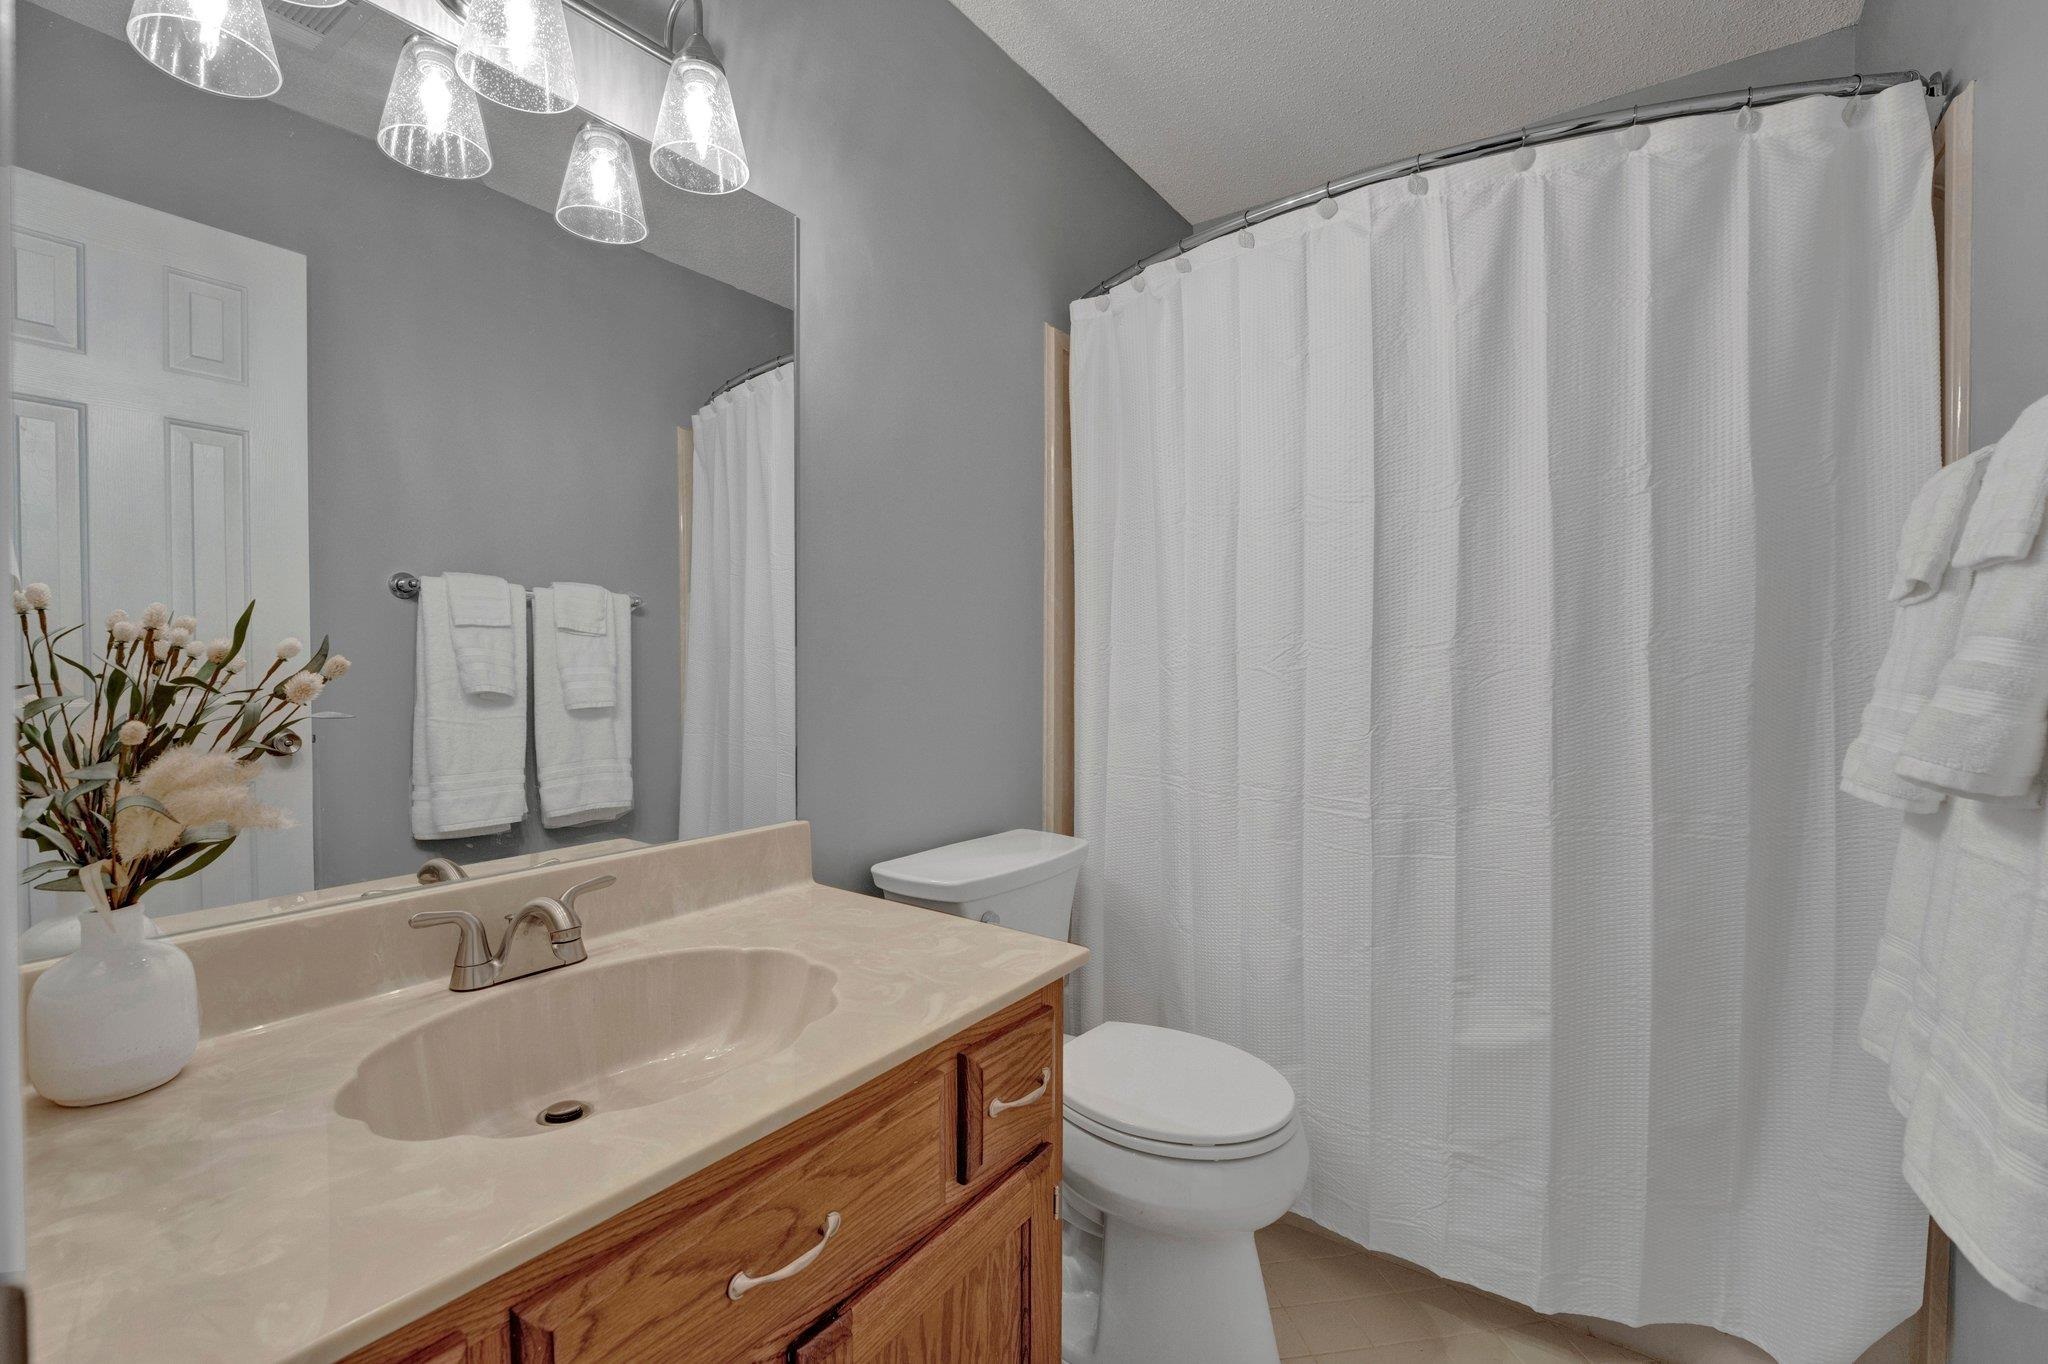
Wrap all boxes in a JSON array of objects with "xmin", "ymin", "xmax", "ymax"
[
  {"xmin": 443, "ymin": 571, "xmax": 519, "ymax": 697},
  {"xmin": 410, "ymin": 575, "xmax": 528, "ymax": 840},
  {"xmin": 1860, "ymin": 792, "xmax": 2048, "ymax": 1307},
  {"xmin": 533, "ymin": 586, "xmax": 632, "ymax": 828},
  {"xmin": 1843, "ymin": 450, "xmax": 1992, "ymax": 812},
  {"xmin": 1893, "ymin": 557, "xmax": 2048, "ymax": 801},
  {"xmin": 1955, "ymin": 394, "xmax": 2048, "ymax": 570},
  {"xmin": 550, "ymin": 581, "xmax": 616, "ymax": 711}
]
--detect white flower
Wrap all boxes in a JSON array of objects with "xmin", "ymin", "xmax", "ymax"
[
  {"xmin": 206, "ymin": 638, "xmax": 233, "ymax": 664},
  {"xmin": 110, "ymin": 621, "xmax": 141, "ymax": 645},
  {"xmin": 141, "ymin": 603, "xmax": 170, "ymax": 629},
  {"xmin": 105, "ymin": 609, "xmax": 129, "ymax": 630},
  {"xmin": 282, "ymin": 671, "xmax": 324, "ymax": 705},
  {"xmin": 10, "ymin": 592, "xmax": 25, "ymax": 616},
  {"xmin": 321, "ymin": 654, "xmax": 351, "ymax": 680},
  {"xmin": 182, "ymin": 643, "xmax": 206, "ymax": 661},
  {"xmin": 226, "ymin": 657, "xmax": 247, "ymax": 675},
  {"xmin": 118, "ymin": 719, "xmax": 148, "ymax": 747},
  {"xmin": 275, "ymin": 638, "xmax": 303, "ymax": 662},
  {"xmin": 22, "ymin": 583, "xmax": 51, "ymax": 611},
  {"xmin": 165, "ymin": 627, "xmax": 193, "ymax": 648},
  {"xmin": 170, "ymin": 615, "xmax": 197, "ymax": 634}
]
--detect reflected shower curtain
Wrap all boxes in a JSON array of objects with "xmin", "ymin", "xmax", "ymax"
[
  {"xmin": 1070, "ymin": 86, "xmax": 1936, "ymax": 1363},
  {"xmin": 680, "ymin": 362, "xmax": 795, "ymax": 838}
]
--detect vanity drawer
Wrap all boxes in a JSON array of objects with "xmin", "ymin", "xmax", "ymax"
[
  {"xmin": 958, "ymin": 1006, "xmax": 1060, "ymax": 1184},
  {"xmin": 511, "ymin": 1069, "xmax": 950, "ymax": 1363}
]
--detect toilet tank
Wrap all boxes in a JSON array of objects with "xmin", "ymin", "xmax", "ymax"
[{"xmin": 871, "ymin": 830, "xmax": 1087, "ymax": 940}]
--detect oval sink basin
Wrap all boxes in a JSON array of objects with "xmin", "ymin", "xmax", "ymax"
[{"xmin": 335, "ymin": 948, "xmax": 838, "ymax": 1140}]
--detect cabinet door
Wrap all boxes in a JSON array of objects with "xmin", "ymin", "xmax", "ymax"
[{"xmin": 793, "ymin": 1149, "xmax": 1059, "ymax": 1364}]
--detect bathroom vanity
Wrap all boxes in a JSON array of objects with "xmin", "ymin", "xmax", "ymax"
[
  {"xmin": 19, "ymin": 824, "xmax": 1085, "ymax": 1362},
  {"xmin": 349, "ymin": 984, "xmax": 1064, "ymax": 1363}
]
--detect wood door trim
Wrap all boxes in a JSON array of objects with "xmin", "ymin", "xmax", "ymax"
[
  {"xmin": 1914, "ymin": 81, "xmax": 1971, "ymax": 1364},
  {"xmin": 1042, "ymin": 324, "xmax": 1075, "ymax": 837}
]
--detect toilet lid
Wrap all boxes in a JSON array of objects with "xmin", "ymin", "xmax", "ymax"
[{"xmin": 1063, "ymin": 1023, "xmax": 1297, "ymax": 1147}]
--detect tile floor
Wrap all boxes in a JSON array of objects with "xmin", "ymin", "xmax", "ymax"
[{"xmin": 1257, "ymin": 1219, "xmax": 1655, "ymax": 1364}]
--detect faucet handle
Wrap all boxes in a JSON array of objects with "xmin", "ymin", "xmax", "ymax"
[
  {"xmin": 409, "ymin": 909, "xmax": 492, "ymax": 967},
  {"xmin": 559, "ymin": 874, "xmax": 617, "ymax": 917}
]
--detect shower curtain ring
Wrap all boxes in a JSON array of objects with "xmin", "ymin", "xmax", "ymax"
[{"xmin": 1851, "ymin": 72, "xmax": 1868, "ymax": 96}]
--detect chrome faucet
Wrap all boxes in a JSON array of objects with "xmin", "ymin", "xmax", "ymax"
[
  {"xmin": 416, "ymin": 856, "xmax": 469, "ymax": 885},
  {"xmin": 409, "ymin": 874, "xmax": 616, "ymax": 991}
]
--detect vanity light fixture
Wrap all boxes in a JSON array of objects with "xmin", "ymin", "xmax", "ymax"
[
  {"xmin": 454, "ymin": 0, "xmax": 580, "ymax": 115},
  {"xmin": 650, "ymin": 0, "xmax": 748, "ymax": 194},
  {"xmin": 378, "ymin": 36, "xmax": 493, "ymax": 180},
  {"xmin": 125, "ymin": 0, "xmax": 283, "ymax": 98},
  {"xmin": 556, "ymin": 122, "xmax": 648, "ymax": 244}
]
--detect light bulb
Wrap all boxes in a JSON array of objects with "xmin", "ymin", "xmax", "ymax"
[
  {"xmin": 651, "ymin": 37, "xmax": 749, "ymax": 195},
  {"xmin": 419, "ymin": 65, "xmax": 453, "ymax": 137},
  {"xmin": 378, "ymin": 36, "xmax": 492, "ymax": 180},
  {"xmin": 456, "ymin": 0, "xmax": 578, "ymax": 115},
  {"xmin": 126, "ymin": 0, "xmax": 281, "ymax": 98},
  {"xmin": 556, "ymin": 122, "xmax": 646, "ymax": 245},
  {"xmin": 191, "ymin": 0, "xmax": 226, "ymax": 56}
]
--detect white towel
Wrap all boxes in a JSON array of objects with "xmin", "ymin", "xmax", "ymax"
[
  {"xmin": 532, "ymin": 586, "xmax": 632, "ymax": 828},
  {"xmin": 1895, "ymin": 535, "xmax": 2048, "ymax": 802},
  {"xmin": 444, "ymin": 571, "xmax": 518, "ymax": 697},
  {"xmin": 550, "ymin": 581, "xmax": 616, "ymax": 711},
  {"xmin": 1954, "ymin": 394, "xmax": 2048, "ymax": 570},
  {"xmin": 410, "ymin": 576, "xmax": 528, "ymax": 840},
  {"xmin": 1842, "ymin": 451, "xmax": 1991, "ymax": 812},
  {"xmin": 1860, "ymin": 794, "xmax": 2048, "ymax": 1307}
]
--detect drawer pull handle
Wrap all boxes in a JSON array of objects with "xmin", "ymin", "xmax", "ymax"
[
  {"xmin": 988, "ymin": 1068, "xmax": 1052, "ymax": 1119},
  {"xmin": 727, "ymin": 1211, "xmax": 842, "ymax": 1302}
]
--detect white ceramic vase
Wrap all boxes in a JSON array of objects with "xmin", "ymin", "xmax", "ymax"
[{"xmin": 26, "ymin": 901, "xmax": 200, "ymax": 1107}]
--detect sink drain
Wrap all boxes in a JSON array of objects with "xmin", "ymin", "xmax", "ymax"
[{"xmin": 538, "ymin": 1100, "xmax": 591, "ymax": 1126}]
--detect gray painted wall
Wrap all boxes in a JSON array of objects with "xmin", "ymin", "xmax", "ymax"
[
  {"xmin": 16, "ymin": 7, "xmax": 793, "ymax": 887},
  {"xmin": 1857, "ymin": 2, "xmax": 2048, "ymax": 1357},
  {"xmin": 702, "ymin": 0, "xmax": 1188, "ymax": 889}
]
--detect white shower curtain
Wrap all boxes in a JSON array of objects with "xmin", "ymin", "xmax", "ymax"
[
  {"xmin": 680, "ymin": 362, "xmax": 795, "ymax": 839},
  {"xmin": 1070, "ymin": 85, "xmax": 1936, "ymax": 1364}
]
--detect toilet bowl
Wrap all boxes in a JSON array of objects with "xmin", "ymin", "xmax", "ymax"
[{"xmin": 873, "ymin": 833, "xmax": 1309, "ymax": 1364}]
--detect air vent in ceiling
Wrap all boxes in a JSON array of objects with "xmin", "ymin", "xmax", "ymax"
[{"xmin": 263, "ymin": 0, "xmax": 365, "ymax": 48}]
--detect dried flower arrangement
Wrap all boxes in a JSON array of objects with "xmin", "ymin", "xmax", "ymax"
[{"xmin": 14, "ymin": 587, "xmax": 350, "ymax": 911}]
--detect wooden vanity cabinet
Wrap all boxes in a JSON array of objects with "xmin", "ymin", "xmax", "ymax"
[{"xmin": 346, "ymin": 982, "xmax": 1065, "ymax": 1364}]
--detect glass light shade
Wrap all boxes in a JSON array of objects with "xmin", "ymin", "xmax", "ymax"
[
  {"xmin": 556, "ymin": 123, "xmax": 647, "ymax": 245},
  {"xmin": 456, "ymin": 0, "xmax": 578, "ymax": 114},
  {"xmin": 125, "ymin": 0, "xmax": 281, "ymax": 99},
  {"xmin": 651, "ymin": 45, "xmax": 748, "ymax": 195},
  {"xmin": 378, "ymin": 38, "xmax": 492, "ymax": 180}
]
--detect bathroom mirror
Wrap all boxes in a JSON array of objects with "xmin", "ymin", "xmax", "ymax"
[{"xmin": 10, "ymin": 0, "xmax": 797, "ymax": 954}]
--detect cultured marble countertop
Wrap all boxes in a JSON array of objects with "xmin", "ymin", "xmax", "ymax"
[{"xmin": 23, "ymin": 881, "xmax": 1086, "ymax": 1363}]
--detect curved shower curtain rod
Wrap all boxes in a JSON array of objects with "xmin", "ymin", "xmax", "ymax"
[
  {"xmin": 708, "ymin": 353, "xmax": 794, "ymax": 403},
  {"xmin": 1085, "ymin": 68, "xmax": 1950, "ymax": 299}
]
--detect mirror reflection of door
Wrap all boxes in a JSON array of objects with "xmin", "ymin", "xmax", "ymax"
[{"xmin": 10, "ymin": 169, "xmax": 312, "ymax": 928}]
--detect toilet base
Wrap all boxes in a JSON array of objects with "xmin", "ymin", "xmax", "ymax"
[{"xmin": 1062, "ymin": 1218, "xmax": 1280, "ymax": 1364}]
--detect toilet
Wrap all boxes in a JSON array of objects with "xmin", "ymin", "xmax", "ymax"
[{"xmin": 873, "ymin": 831, "xmax": 1309, "ymax": 1364}]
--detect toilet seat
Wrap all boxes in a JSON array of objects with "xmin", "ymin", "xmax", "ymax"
[{"xmin": 1063, "ymin": 1022, "xmax": 1298, "ymax": 1162}]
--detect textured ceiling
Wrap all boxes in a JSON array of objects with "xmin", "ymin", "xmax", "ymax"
[{"xmin": 945, "ymin": 0, "xmax": 1865, "ymax": 224}]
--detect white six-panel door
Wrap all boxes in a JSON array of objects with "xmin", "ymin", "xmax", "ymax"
[{"xmin": 11, "ymin": 169, "xmax": 311, "ymax": 926}]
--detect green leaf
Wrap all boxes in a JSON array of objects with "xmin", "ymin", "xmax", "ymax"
[
  {"xmin": 114, "ymin": 793, "xmax": 172, "ymax": 819},
  {"xmin": 179, "ymin": 821, "xmax": 235, "ymax": 844},
  {"xmin": 149, "ymin": 838, "xmax": 234, "ymax": 885},
  {"xmin": 33, "ymin": 874, "xmax": 83, "ymax": 893},
  {"xmin": 52, "ymin": 779, "xmax": 108, "ymax": 810},
  {"xmin": 17, "ymin": 796, "xmax": 51, "ymax": 830},
  {"xmin": 20, "ymin": 695, "xmax": 68, "ymax": 720},
  {"xmin": 18, "ymin": 858, "xmax": 70, "ymax": 884},
  {"xmin": 227, "ymin": 599, "xmax": 255, "ymax": 665},
  {"xmin": 69, "ymin": 761, "xmax": 117, "ymax": 781},
  {"xmin": 302, "ymin": 635, "xmax": 332, "ymax": 679}
]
